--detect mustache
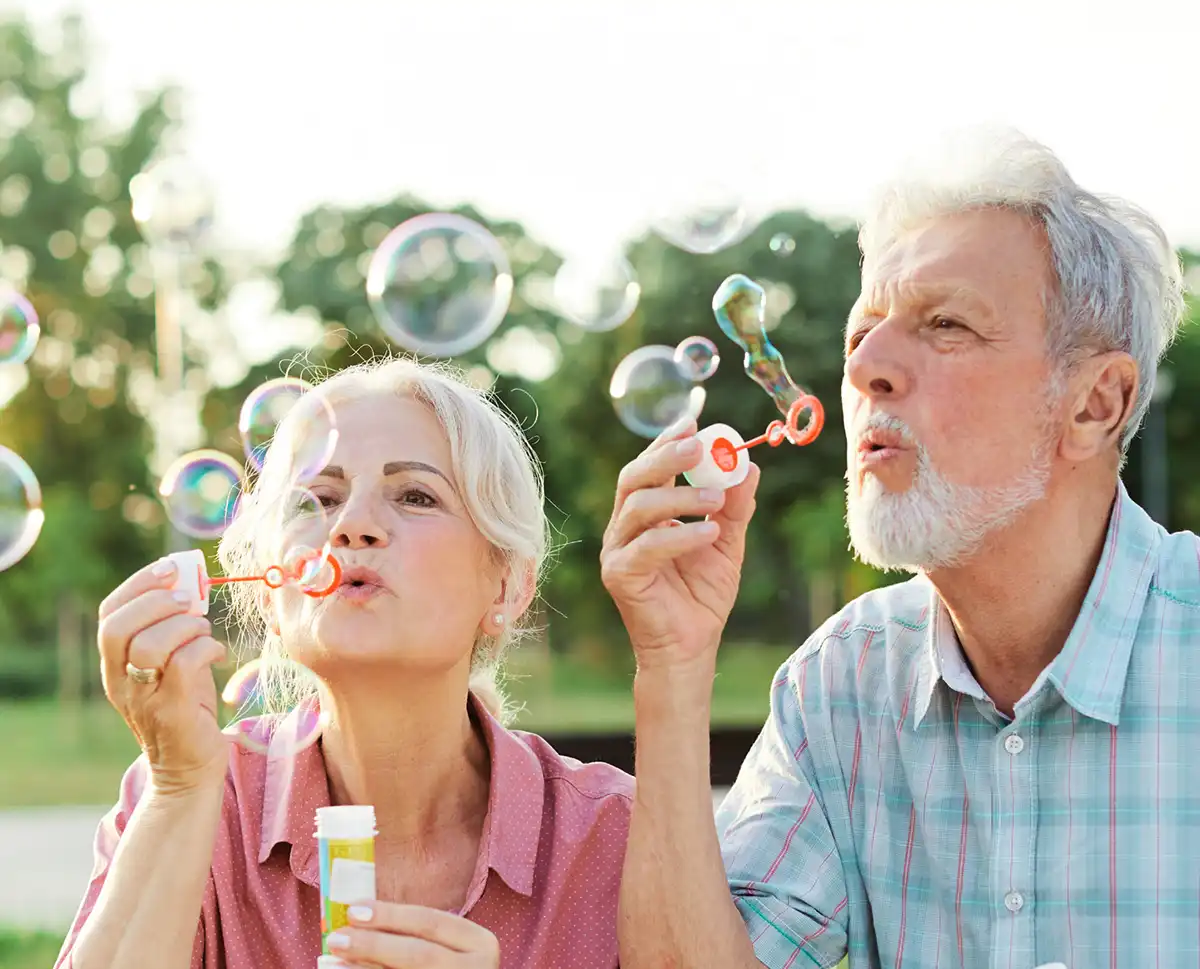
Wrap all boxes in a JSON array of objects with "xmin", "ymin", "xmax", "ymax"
[{"xmin": 856, "ymin": 412, "xmax": 918, "ymax": 448}]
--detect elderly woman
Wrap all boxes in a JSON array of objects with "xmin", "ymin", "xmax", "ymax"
[{"xmin": 56, "ymin": 358, "xmax": 632, "ymax": 969}]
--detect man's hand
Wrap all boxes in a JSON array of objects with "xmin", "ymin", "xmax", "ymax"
[{"xmin": 601, "ymin": 416, "xmax": 760, "ymax": 673}]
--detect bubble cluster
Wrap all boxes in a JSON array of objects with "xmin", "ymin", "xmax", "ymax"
[
  {"xmin": 0, "ymin": 291, "xmax": 39, "ymax": 366},
  {"xmin": 674, "ymin": 336, "xmax": 720, "ymax": 382},
  {"xmin": 610, "ymin": 345, "xmax": 702, "ymax": 438},
  {"xmin": 366, "ymin": 213, "xmax": 513, "ymax": 357},
  {"xmin": 220, "ymin": 658, "xmax": 324, "ymax": 756},
  {"xmin": 553, "ymin": 256, "xmax": 640, "ymax": 332},
  {"xmin": 769, "ymin": 233, "xmax": 796, "ymax": 255},
  {"xmin": 0, "ymin": 446, "xmax": 44, "ymax": 572},
  {"xmin": 158, "ymin": 450, "xmax": 243, "ymax": 539}
]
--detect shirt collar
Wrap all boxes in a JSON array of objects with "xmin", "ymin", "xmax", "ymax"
[
  {"xmin": 258, "ymin": 692, "xmax": 546, "ymax": 898},
  {"xmin": 912, "ymin": 481, "xmax": 1161, "ymax": 728}
]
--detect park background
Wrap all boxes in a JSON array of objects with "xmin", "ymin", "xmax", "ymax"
[{"xmin": 2, "ymin": 3, "xmax": 1200, "ymax": 966}]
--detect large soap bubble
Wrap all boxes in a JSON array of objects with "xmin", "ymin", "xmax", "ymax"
[{"xmin": 366, "ymin": 213, "xmax": 513, "ymax": 357}]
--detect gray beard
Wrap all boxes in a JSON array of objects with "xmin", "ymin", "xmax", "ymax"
[{"xmin": 845, "ymin": 420, "xmax": 1053, "ymax": 573}]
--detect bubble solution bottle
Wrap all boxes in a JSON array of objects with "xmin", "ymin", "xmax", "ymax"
[{"xmin": 316, "ymin": 805, "xmax": 377, "ymax": 961}]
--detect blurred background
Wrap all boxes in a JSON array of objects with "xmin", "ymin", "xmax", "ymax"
[{"xmin": 2, "ymin": 1, "xmax": 1199, "ymax": 965}]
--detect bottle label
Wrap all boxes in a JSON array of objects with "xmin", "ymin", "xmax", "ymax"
[{"xmin": 319, "ymin": 837, "xmax": 376, "ymax": 953}]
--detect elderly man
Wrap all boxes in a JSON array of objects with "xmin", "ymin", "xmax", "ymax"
[{"xmin": 602, "ymin": 129, "xmax": 1189, "ymax": 969}]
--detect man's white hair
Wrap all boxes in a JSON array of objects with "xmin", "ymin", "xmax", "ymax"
[{"xmin": 858, "ymin": 126, "xmax": 1186, "ymax": 451}]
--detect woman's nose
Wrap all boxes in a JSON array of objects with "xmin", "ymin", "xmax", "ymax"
[{"xmin": 329, "ymin": 499, "xmax": 389, "ymax": 549}]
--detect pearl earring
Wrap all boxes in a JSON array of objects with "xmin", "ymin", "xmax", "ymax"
[{"xmin": 493, "ymin": 612, "xmax": 505, "ymax": 626}]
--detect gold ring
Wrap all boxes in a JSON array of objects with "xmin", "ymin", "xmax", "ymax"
[{"xmin": 125, "ymin": 662, "xmax": 161, "ymax": 685}]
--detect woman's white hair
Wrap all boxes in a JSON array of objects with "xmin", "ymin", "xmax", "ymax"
[
  {"xmin": 217, "ymin": 355, "xmax": 550, "ymax": 725},
  {"xmin": 858, "ymin": 126, "xmax": 1186, "ymax": 451}
]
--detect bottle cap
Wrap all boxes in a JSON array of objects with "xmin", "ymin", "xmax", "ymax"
[{"xmin": 315, "ymin": 805, "xmax": 377, "ymax": 839}]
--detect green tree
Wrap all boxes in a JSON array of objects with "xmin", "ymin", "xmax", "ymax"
[{"xmin": 0, "ymin": 14, "xmax": 228, "ymax": 676}]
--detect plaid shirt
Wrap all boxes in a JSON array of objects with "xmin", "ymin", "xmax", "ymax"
[{"xmin": 718, "ymin": 482, "xmax": 1200, "ymax": 969}]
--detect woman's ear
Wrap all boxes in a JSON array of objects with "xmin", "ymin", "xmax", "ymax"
[
  {"xmin": 485, "ymin": 563, "xmax": 537, "ymax": 633},
  {"xmin": 257, "ymin": 586, "xmax": 280, "ymax": 636}
]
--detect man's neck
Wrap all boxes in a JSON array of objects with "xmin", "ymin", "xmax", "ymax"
[{"xmin": 926, "ymin": 476, "xmax": 1119, "ymax": 717}]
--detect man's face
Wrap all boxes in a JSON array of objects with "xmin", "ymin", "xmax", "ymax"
[{"xmin": 841, "ymin": 208, "xmax": 1063, "ymax": 572}]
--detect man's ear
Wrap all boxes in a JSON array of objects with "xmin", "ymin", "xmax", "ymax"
[{"xmin": 1059, "ymin": 350, "xmax": 1138, "ymax": 462}]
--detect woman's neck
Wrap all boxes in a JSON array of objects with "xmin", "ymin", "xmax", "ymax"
[{"xmin": 318, "ymin": 672, "xmax": 491, "ymax": 847}]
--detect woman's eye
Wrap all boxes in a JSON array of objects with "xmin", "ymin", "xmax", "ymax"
[
  {"xmin": 315, "ymin": 493, "xmax": 341, "ymax": 509},
  {"xmin": 396, "ymin": 489, "xmax": 436, "ymax": 508}
]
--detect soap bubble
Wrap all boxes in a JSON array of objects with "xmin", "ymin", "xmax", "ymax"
[
  {"xmin": 552, "ymin": 256, "xmax": 640, "ymax": 332},
  {"xmin": 221, "ymin": 658, "xmax": 324, "ymax": 757},
  {"xmin": 282, "ymin": 543, "xmax": 339, "ymax": 595},
  {"xmin": 0, "ymin": 292, "xmax": 39, "ymax": 366},
  {"xmin": 0, "ymin": 446, "xmax": 44, "ymax": 571},
  {"xmin": 238, "ymin": 378, "xmax": 337, "ymax": 479},
  {"xmin": 651, "ymin": 185, "xmax": 751, "ymax": 255},
  {"xmin": 674, "ymin": 336, "xmax": 720, "ymax": 381},
  {"xmin": 610, "ymin": 345, "xmax": 701, "ymax": 438},
  {"xmin": 769, "ymin": 233, "xmax": 796, "ymax": 255},
  {"xmin": 130, "ymin": 157, "xmax": 214, "ymax": 252},
  {"xmin": 366, "ymin": 213, "xmax": 513, "ymax": 357},
  {"xmin": 159, "ymin": 450, "xmax": 243, "ymax": 539}
]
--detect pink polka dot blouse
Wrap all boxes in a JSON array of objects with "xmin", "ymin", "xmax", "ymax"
[{"xmin": 55, "ymin": 695, "xmax": 633, "ymax": 968}]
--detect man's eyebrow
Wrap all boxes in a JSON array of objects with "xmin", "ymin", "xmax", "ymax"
[{"xmin": 846, "ymin": 283, "xmax": 994, "ymax": 331}]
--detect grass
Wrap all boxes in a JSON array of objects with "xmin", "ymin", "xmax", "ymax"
[
  {"xmin": 0, "ymin": 644, "xmax": 794, "ymax": 809},
  {"xmin": 0, "ymin": 928, "xmax": 63, "ymax": 969}
]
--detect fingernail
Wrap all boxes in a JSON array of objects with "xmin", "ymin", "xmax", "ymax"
[
  {"xmin": 326, "ymin": 932, "xmax": 350, "ymax": 950},
  {"xmin": 348, "ymin": 904, "xmax": 373, "ymax": 922},
  {"xmin": 172, "ymin": 590, "xmax": 192, "ymax": 604},
  {"xmin": 675, "ymin": 438, "xmax": 699, "ymax": 455},
  {"xmin": 698, "ymin": 489, "xmax": 722, "ymax": 503},
  {"xmin": 152, "ymin": 560, "xmax": 176, "ymax": 578}
]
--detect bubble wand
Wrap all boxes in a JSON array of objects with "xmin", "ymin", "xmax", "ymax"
[
  {"xmin": 162, "ymin": 547, "xmax": 343, "ymax": 616},
  {"xmin": 684, "ymin": 274, "xmax": 825, "ymax": 490}
]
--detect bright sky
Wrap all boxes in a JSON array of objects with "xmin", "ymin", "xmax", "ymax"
[{"xmin": 7, "ymin": 0, "xmax": 1200, "ymax": 264}]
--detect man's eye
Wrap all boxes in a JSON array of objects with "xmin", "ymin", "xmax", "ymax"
[{"xmin": 932, "ymin": 316, "xmax": 964, "ymax": 331}]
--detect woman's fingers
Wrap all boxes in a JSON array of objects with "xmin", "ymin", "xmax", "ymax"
[
  {"xmin": 97, "ymin": 589, "xmax": 198, "ymax": 696},
  {"xmin": 329, "ymin": 902, "xmax": 500, "ymax": 966},
  {"xmin": 98, "ymin": 558, "xmax": 178, "ymax": 620},
  {"xmin": 127, "ymin": 614, "xmax": 213, "ymax": 677}
]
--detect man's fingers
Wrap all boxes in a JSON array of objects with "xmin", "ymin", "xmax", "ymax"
[
  {"xmin": 603, "ymin": 520, "xmax": 721, "ymax": 585},
  {"xmin": 710, "ymin": 463, "xmax": 761, "ymax": 563},
  {"xmin": 608, "ymin": 485, "xmax": 726, "ymax": 550}
]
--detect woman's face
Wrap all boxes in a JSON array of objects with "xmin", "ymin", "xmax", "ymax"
[{"xmin": 266, "ymin": 391, "xmax": 506, "ymax": 681}]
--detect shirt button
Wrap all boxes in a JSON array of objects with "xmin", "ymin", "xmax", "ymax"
[
  {"xmin": 1004, "ymin": 734, "xmax": 1025, "ymax": 755},
  {"xmin": 1004, "ymin": 890, "xmax": 1025, "ymax": 913}
]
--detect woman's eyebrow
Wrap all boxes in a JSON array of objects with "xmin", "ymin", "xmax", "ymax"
[{"xmin": 382, "ymin": 460, "xmax": 450, "ymax": 484}]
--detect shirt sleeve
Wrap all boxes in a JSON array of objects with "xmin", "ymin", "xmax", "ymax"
[
  {"xmin": 716, "ymin": 658, "xmax": 848, "ymax": 969},
  {"xmin": 54, "ymin": 756, "xmax": 210, "ymax": 969}
]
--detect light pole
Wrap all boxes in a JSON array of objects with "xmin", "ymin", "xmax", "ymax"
[
  {"xmin": 129, "ymin": 157, "xmax": 214, "ymax": 552},
  {"xmin": 1143, "ymin": 365, "xmax": 1174, "ymax": 527}
]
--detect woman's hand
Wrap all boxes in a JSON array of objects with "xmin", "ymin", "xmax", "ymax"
[
  {"xmin": 328, "ymin": 902, "xmax": 500, "ymax": 967},
  {"xmin": 97, "ymin": 557, "xmax": 230, "ymax": 796},
  {"xmin": 600, "ymin": 417, "xmax": 761, "ymax": 674}
]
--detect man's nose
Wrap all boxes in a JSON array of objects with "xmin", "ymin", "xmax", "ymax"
[{"xmin": 844, "ymin": 320, "xmax": 913, "ymax": 401}]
